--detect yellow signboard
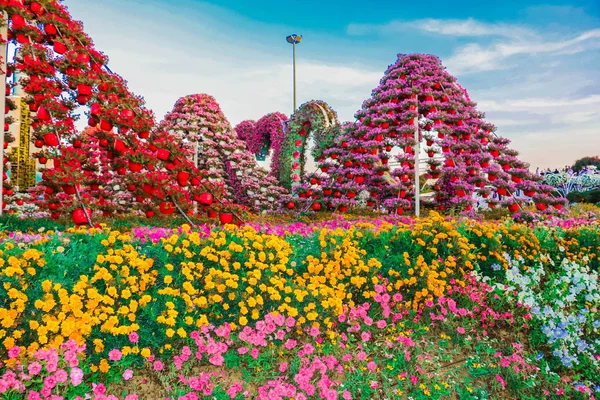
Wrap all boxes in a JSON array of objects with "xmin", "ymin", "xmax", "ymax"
[{"xmin": 14, "ymin": 98, "xmax": 34, "ymax": 190}]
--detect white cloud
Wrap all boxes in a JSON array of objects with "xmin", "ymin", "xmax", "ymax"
[
  {"xmin": 347, "ymin": 16, "xmax": 600, "ymax": 75},
  {"xmin": 445, "ymin": 29, "xmax": 600, "ymax": 74},
  {"xmin": 347, "ymin": 18, "xmax": 536, "ymax": 39}
]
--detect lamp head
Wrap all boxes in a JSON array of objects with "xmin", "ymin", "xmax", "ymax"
[{"xmin": 286, "ymin": 34, "xmax": 302, "ymax": 44}]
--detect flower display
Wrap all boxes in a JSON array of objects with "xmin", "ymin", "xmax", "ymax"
[{"xmin": 0, "ymin": 212, "xmax": 599, "ymax": 398}]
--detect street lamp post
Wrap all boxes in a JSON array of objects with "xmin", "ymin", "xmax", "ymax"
[{"xmin": 286, "ymin": 34, "xmax": 302, "ymax": 111}]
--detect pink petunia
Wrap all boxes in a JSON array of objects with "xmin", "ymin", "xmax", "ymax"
[
  {"xmin": 129, "ymin": 332, "xmax": 139, "ymax": 343},
  {"xmin": 70, "ymin": 367, "xmax": 84, "ymax": 386},
  {"xmin": 28, "ymin": 362, "xmax": 42, "ymax": 376},
  {"xmin": 108, "ymin": 349, "xmax": 122, "ymax": 361},
  {"xmin": 55, "ymin": 369, "xmax": 68, "ymax": 383},
  {"xmin": 153, "ymin": 361, "xmax": 164, "ymax": 371},
  {"xmin": 8, "ymin": 346, "xmax": 20, "ymax": 359},
  {"xmin": 123, "ymin": 369, "xmax": 134, "ymax": 381}
]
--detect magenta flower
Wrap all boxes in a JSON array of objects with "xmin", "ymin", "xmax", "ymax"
[
  {"xmin": 108, "ymin": 349, "xmax": 122, "ymax": 361},
  {"xmin": 7, "ymin": 346, "xmax": 20, "ymax": 359},
  {"xmin": 153, "ymin": 361, "xmax": 164, "ymax": 371},
  {"xmin": 28, "ymin": 362, "xmax": 42, "ymax": 376},
  {"xmin": 123, "ymin": 369, "xmax": 134, "ymax": 380},
  {"xmin": 129, "ymin": 332, "xmax": 139, "ymax": 343}
]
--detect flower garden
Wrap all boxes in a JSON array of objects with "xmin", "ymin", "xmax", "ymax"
[{"xmin": 1, "ymin": 0, "xmax": 600, "ymax": 399}]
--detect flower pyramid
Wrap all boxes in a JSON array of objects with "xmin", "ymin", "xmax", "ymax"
[
  {"xmin": 306, "ymin": 54, "xmax": 557, "ymax": 213},
  {"xmin": 159, "ymin": 94, "xmax": 287, "ymax": 211}
]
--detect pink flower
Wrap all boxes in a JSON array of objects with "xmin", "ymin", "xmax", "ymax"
[
  {"xmin": 93, "ymin": 383, "xmax": 106, "ymax": 395},
  {"xmin": 124, "ymin": 395, "xmax": 139, "ymax": 400},
  {"xmin": 129, "ymin": 332, "xmax": 139, "ymax": 343},
  {"xmin": 251, "ymin": 348, "xmax": 259, "ymax": 359},
  {"xmin": 410, "ymin": 375, "xmax": 418, "ymax": 385},
  {"xmin": 209, "ymin": 354, "xmax": 224, "ymax": 366},
  {"xmin": 342, "ymin": 390, "xmax": 352, "ymax": 400},
  {"xmin": 43, "ymin": 375, "xmax": 57, "ymax": 390},
  {"xmin": 309, "ymin": 327, "xmax": 320, "ymax": 337},
  {"xmin": 238, "ymin": 347, "xmax": 249, "ymax": 355},
  {"xmin": 227, "ymin": 382, "xmax": 243, "ymax": 399},
  {"xmin": 153, "ymin": 361, "xmax": 164, "ymax": 371},
  {"xmin": 356, "ymin": 351, "xmax": 367, "ymax": 361},
  {"xmin": 123, "ymin": 369, "xmax": 134, "ymax": 381},
  {"xmin": 286, "ymin": 316, "xmax": 296, "ymax": 328},
  {"xmin": 425, "ymin": 300, "xmax": 434, "ymax": 307},
  {"xmin": 361, "ymin": 331, "xmax": 371, "ymax": 342},
  {"xmin": 284, "ymin": 339, "xmax": 297, "ymax": 350},
  {"xmin": 8, "ymin": 346, "xmax": 20, "ymax": 359},
  {"xmin": 109, "ymin": 349, "xmax": 122, "ymax": 361},
  {"xmin": 367, "ymin": 361, "xmax": 377, "ymax": 372},
  {"xmin": 55, "ymin": 369, "xmax": 68, "ymax": 383},
  {"xmin": 376, "ymin": 320, "xmax": 387, "ymax": 329},
  {"xmin": 495, "ymin": 375, "xmax": 506, "ymax": 389},
  {"xmin": 28, "ymin": 362, "xmax": 42, "ymax": 376},
  {"xmin": 27, "ymin": 391, "xmax": 41, "ymax": 400},
  {"xmin": 279, "ymin": 362, "xmax": 288, "ymax": 372},
  {"xmin": 70, "ymin": 367, "xmax": 84, "ymax": 386},
  {"xmin": 456, "ymin": 327, "xmax": 465, "ymax": 334}
]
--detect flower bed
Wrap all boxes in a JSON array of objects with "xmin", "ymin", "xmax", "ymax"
[{"xmin": 0, "ymin": 214, "xmax": 599, "ymax": 398}]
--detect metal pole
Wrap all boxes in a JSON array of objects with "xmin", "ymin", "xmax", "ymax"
[
  {"xmin": 0, "ymin": 12, "xmax": 8, "ymax": 216},
  {"xmin": 414, "ymin": 102, "xmax": 420, "ymax": 217},
  {"xmin": 293, "ymin": 42, "xmax": 297, "ymax": 111}
]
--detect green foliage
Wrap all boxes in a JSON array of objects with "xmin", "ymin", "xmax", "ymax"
[{"xmin": 572, "ymin": 155, "xmax": 600, "ymax": 173}]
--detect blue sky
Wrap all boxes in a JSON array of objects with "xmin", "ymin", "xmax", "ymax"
[{"xmin": 64, "ymin": 0, "xmax": 600, "ymax": 169}]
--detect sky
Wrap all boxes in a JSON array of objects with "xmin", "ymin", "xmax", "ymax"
[{"xmin": 62, "ymin": 0, "xmax": 600, "ymax": 170}]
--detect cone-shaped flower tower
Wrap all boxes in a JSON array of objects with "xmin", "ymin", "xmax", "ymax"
[
  {"xmin": 310, "ymin": 54, "xmax": 553, "ymax": 214},
  {"xmin": 159, "ymin": 94, "xmax": 287, "ymax": 211}
]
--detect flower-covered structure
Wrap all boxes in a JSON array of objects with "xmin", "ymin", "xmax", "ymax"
[
  {"xmin": 0, "ymin": 1, "xmax": 286, "ymax": 222},
  {"xmin": 159, "ymin": 94, "xmax": 287, "ymax": 211},
  {"xmin": 298, "ymin": 54, "xmax": 554, "ymax": 214},
  {"xmin": 279, "ymin": 100, "xmax": 339, "ymax": 191},
  {"xmin": 0, "ymin": 0, "xmax": 557, "ymax": 219},
  {"xmin": 234, "ymin": 112, "xmax": 288, "ymax": 176}
]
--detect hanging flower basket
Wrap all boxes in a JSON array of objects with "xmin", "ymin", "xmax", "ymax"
[
  {"xmin": 72, "ymin": 208, "xmax": 88, "ymax": 225},
  {"xmin": 100, "ymin": 120, "xmax": 113, "ymax": 132},
  {"xmin": 177, "ymin": 171, "xmax": 190, "ymax": 186},
  {"xmin": 197, "ymin": 193, "xmax": 214, "ymax": 206},
  {"xmin": 43, "ymin": 133, "xmax": 59, "ymax": 147},
  {"xmin": 508, "ymin": 203, "xmax": 519, "ymax": 212},
  {"xmin": 219, "ymin": 213, "xmax": 234, "ymax": 224},
  {"xmin": 206, "ymin": 209, "xmax": 218, "ymax": 218},
  {"xmin": 157, "ymin": 149, "xmax": 170, "ymax": 161},
  {"xmin": 159, "ymin": 201, "xmax": 176, "ymax": 215},
  {"xmin": 536, "ymin": 203, "xmax": 548, "ymax": 211},
  {"xmin": 129, "ymin": 161, "xmax": 143, "ymax": 172}
]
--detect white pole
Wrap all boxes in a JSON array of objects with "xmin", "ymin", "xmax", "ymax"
[
  {"xmin": 0, "ymin": 12, "xmax": 8, "ymax": 216},
  {"xmin": 414, "ymin": 100, "xmax": 420, "ymax": 217}
]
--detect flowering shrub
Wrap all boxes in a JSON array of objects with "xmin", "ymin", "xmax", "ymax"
[{"xmin": 495, "ymin": 255, "xmax": 600, "ymax": 379}]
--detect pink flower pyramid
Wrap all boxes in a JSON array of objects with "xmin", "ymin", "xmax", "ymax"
[
  {"xmin": 308, "ymin": 53, "xmax": 553, "ymax": 213},
  {"xmin": 160, "ymin": 94, "xmax": 287, "ymax": 211}
]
